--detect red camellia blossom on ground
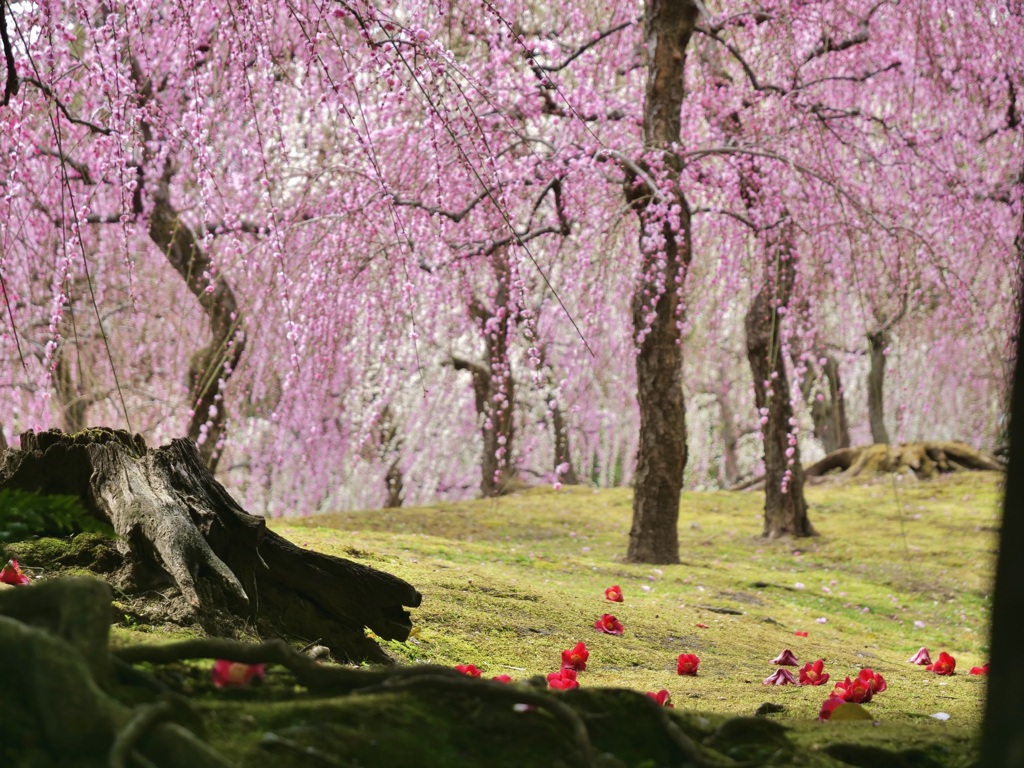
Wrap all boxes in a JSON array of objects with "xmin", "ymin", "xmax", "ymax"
[
  {"xmin": 491, "ymin": 674, "xmax": 513, "ymax": 683},
  {"xmin": 764, "ymin": 668, "xmax": 797, "ymax": 685},
  {"xmin": 547, "ymin": 668, "xmax": 579, "ymax": 690},
  {"xmin": 696, "ymin": 623, "xmax": 708, "ymax": 629},
  {"xmin": 604, "ymin": 585, "xmax": 624, "ymax": 602},
  {"xmin": 927, "ymin": 652, "xmax": 956, "ymax": 675},
  {"xmin": 771, "ymin": 648, "xmax": 799, "ymax": 666},
  {"xmin": 0, "ymin": 559, "xmax": 30, "ymax": 586},
  {"xmin": 818, "ymin": 696, "xmax": 847, "ymax": 721},
  {"xmin": 212, "ymin": 660, "xmax": 266, "ymax": 687},
  {"xmin": 794, "ymin": 631, "xmax": 809, "ymax": 637},
  {"xmin": 831, "ymin": 669, "xmax": 885, "ymax": 704},
  {"xmin": 677, "ymin": 653, "xmax": 700, "ymax": 676},
  {"xmin": 455, "ymin": 664, "xmax": 482, "ymax": 677},
  {"xmin": 799, "ymin": 659, "xmax": 830, "ymax": 686},
  {"xmin": 594, "ymin": 614, "xmax": 624, "ymax": 635},
  {"xmin": 908, "ymin": 647, "xmax": 932, "ymax": 665},
  {"xmin": 646, "ymin": 689, "xmax": 673, "ymax": 707},
  {"xmin": 561, "ymin": 642, "xmax": 589, "ymax": 671},
  {"xmin": 969, "ymin": 664, "xmax": 989, "ymax": 675}
]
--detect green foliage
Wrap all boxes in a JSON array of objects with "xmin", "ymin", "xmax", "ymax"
[{"xmin": 0, "ymin": 489, "xmax": 113, "ymax": 543}]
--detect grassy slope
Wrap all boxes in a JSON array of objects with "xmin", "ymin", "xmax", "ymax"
[{"xmin": 259, "ymin": 472, "xmax": 1000, "ymax": 762}]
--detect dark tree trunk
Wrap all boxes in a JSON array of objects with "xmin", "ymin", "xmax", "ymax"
[
  {"xmin": 744, "ymin": 237, "xmax": 814, "ymax": 539},
  {"xmin": 0, "ymin": 428, "xmax": 421, "ymax": 664},
  {"xmin": 550, "ymin": 399, "xmax": 580, "ymax": 485},
  {"xmin": 377, "ymin": 405, "xmax": 405, "ymax": 508},
  {"xmin": 132, "ymin": 58, "xmax": 244, "ymax": 474},
  {"xmin": 800, "ymin": 352, "xmax": 851, "ymax": 454},
  {"xmin": 867, "ymin": 329, "xmax": 890, "ymax": 444},
  {"xmin": 622, "ymin": 0, "xmax": 698, "ymax": 564},
  {"xmin": 714, "ymin": 382, "xmax": 742, "ymax": 488},
  {"xmin": 981, "ymin": 163, "xmax": 1024, "ymax": 767}
]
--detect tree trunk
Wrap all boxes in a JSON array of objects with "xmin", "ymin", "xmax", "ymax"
[
  {"xmin": 981, "ymin": 169, "xmax": 1024, "ymax": 767},
  {"xmin": 376, "ymin": 405, "xmax": 404, "ymax": 508},
  {"xmin": 867, "ymin": 329, "xmax": 890, "ymax": 444},
  {"xmin": 799, "ymin": 352, "xmax": 851, "ymax": 454},
  {"xmin": 0, "ymin": 428, "xmax": 421, "ymax": 663},
  {"xmin": 745, "ymin": 280, "xmax": 815, "ymax": 538},
  {"xmin": 623, "ymin": 0, "xmax": 698, "ymax": 564},
  {"xmin": 550, "ymin": 397, "xmax": 580, "ymax": 485},
  {"xmin": 714, "ymin": 382, "xmax": 742, "ymax": 488}
]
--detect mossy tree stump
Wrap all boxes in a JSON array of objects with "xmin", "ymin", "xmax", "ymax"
[{"xmin": 0, "ymin": 427, "xmax": 421, "ymax": 663}]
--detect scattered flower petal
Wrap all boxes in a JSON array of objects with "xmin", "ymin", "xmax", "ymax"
[
  {"xmin": 969, "ymin": 664, "xmax": 989, "ymax": 676},
  {"xmin": 491, "ymin": 674, "xmax": 513, "ymax": 683},
  {"xmin": 927, "ymin": 652, "xmax": 956, "ymax": 675},
  {"xmin": 594, "ymin": 614, "xmax": 624, "ymax": 635},
  {"xmin": 604, "ymin": 585, "xmax": 624, "ymax": 602},
  {"xmin": 455, "ymin": 664, "xmax": 482, "ymax": 677},
  {"xmin": 908, "ymin": 647, "xmax": 932, "ymax": 665},
  {"xmin": 913, "ymin": 620, "xmax": 926, "ymax": 629},
  {"xmin": 646, "ymin": 689, "xmax": 673, "ymax": 707},
  {"xmin": 930, "ymin": 712, "xmax": 951, "ymax": 721},
  {"xmin": 0, "ymin": 559, "xmax": 30, "ymax": 586},
  {"xmin": 794, "ymin": 582, "xmax": 805, "ymax": 590},
  {"xmin": 771, "ymin": 648, "xmax": 799, "ymax": 666},
  {"xmin": 547, "ymin": 668, "xmax": 579, "ymax": 690},
  {"xmin": 816, "ymin": 617, "xmax": 827, "ymax": 624},
  {"xmin": 798, "ymin": 659, "xmax": 830, "ymax": 686},
  {"xmin": 696, "ymin": 623, "xmax": 709, "ymax": 629},
  {"xmin": 764, "ymin": 668, "xmax": 797, "ymax": 686},
  {"xmin": 561, "ymin": 642, "xmax": 589, "ymax": 672},
  {"xmin": 794, "ymin": 631, "xmax": 809, "ymax": 637},
  {"xmin": 677, "ymin": 653, "xmax": 700, "ymax": 676},
  {"xmin": 212, "ymin": 660, "xmax": 266, "ymax": 687}
]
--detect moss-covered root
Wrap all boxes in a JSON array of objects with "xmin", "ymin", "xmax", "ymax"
[{"xmin": 0, "ymin": 577, "xmax": 230, "ymax": 768}]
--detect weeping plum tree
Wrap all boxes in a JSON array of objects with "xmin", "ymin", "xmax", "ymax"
[{"xmin": 0, "ymin": 2, "xmax": 1019, "ymax": 560}]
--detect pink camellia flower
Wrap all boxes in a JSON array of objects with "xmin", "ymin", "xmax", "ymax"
[
  {"xmin": 561, "ymin": 642, "xmax": 589, "ymax": 672},
  {"xmin": 764, "ymin": 668, "xmax": 797, "ymax": 686},
  {"xmin": 794, "ymin": 631, "xmax": 809, "ymax": 637},
  {"xmin": 491, "ymin": 674, "xmax": 513, "ymax": 683},
  {"xmin": 908, "ymin": 647, "xmax": 932, "ymax": 665},
  {"xmin": 0, "ymin": 559, "xmax": 30, "ymax": 586},
  {"xmin": 547, "ymin": 668, "xmax": 579, "ymax": 690},
  {"xmin": 969, "ymin": 664, "xmax": 989, "ymax": 676},
  {"xmin": 211, "ymin": 660, "xmax": 266, "ymax": 687},
  {"xmin": 604, "ymin": 585, "xmax": 624, "ymax": 602},
  {"xmin": 594, "ymin": 614, "xmax": 624, "ymax": 635},
  {"xmin": 771, "ymin": 648, "xmax": 799, "ymax": 666},
  {"xmin": 818, "ymin": 696, "xmax": 847, "ymax": 721},
  {"xmin": 798, "ymin": 659, "xmax": 830, "ymax": 686},
  {"xmin": 455, "ymin": 664, "xmax": 482, "ymax": 677},
  {"xmin": 927, "ymin": 652, "xmax": 956, "ymax": 675},
  {"xmin": 677, "ymin": 653, "xmax": 700, "ymax": 676},
  {"xmin": 646, "ymin": 689, "xmax": 674, "ymax": 707}
]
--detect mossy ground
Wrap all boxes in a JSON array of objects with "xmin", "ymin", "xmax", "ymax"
[{"xmin": 9, "ymin": 471, "xmax": 994, "ymax": 766}]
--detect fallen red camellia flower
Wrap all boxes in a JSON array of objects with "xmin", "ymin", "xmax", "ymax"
[
  {"xmin": 831, "ymin": 668, "xmax": 885, "ymax": 704},
  {"xmin": 594, "ymin": 614, "xmax": 624, "ymax": 635},
  {"xmin": 818, "ymin": 696, "xmax": 847, "ymax": 721},
  {"xmin": 547, "ymin": 668, "xmax": 579, "ymax": 690},
  {"xmin": 794, "ymin": 631, "xmax": 809, "ymax": 637},
  {"xmin": 696, "ymin": 623, "xmax": 709, "ymax": 629},
  {"xmin": 491, "ymin": 674, "xmax": 513, "ymax": 683},
  {"xmin": 604, "ymin": 585, "xmax": 624, "ymax": 602},
  {"xmin": 969, "ymin": 664, "xmax": 989, "ymax": 676},
  {"xmin": 0, "ymin": 559, "xmax": 30, "ymax": 586},
  {"xmin": 860, "ymin": 668, "xmax": 887, "ymax": 695},
  {"xmin": 927, "ymin": 651, "xmax": 956, "ymax": 675},
  {"xmin": 799, "ymin": 659, "xmax": 830, "ymax": 686},
  {"xmin": 677, "ymin": 653, "xmax": 700, "ymax": 676},
  {"xmin": 455, "ymin": 664, "xmax": 482, "ymax": 677},
  {"xmin": 561, "ymin": 641, "xmax": 589, "ymax": 671},
  {"xmin": 646, "ymin": 689, "xmax": 674, "ymax": 707},
  {"xmin": 212, "ymin": 660, "xmax": 266, "ymax": 688},
  {"xmin": 764, "ymin": 668, "xmax": 797, "ymax": 686},
  {"xmin": 908, "ymin": 647, "xmax": 932, "ymax": 665},
  {"xmin": 771, "ymin": 648, "xmax": 799, "ymax": 666}
]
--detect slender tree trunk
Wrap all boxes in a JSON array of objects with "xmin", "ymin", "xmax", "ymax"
[
  {"xmin": 799, "ymin": 352, "xmax": 851, "ymax": 454},
  {"xmin": 867, "ymin": 329, "xmax": 890, "ymax": 444},
  {"xmin": 550, "ymin": 398, "xmax": 579, "ymax": 485},
  {"xmin": 623, "ymin": 0, "xmax": 698, "ymax": 564},
  {"xmin": 745, "ymin": 284, "xmax": 814, "ymax": 538},
  {"xmin": 714, "ymin": 384, "xmax": 742, "ymax": 487},
  {"xmin": 377, "ymin": 406, "xmax": 404, "ymax": 508},
  {"xmin": 981, "ymin": 184, "xmax": 1024, "ymax": 766}
]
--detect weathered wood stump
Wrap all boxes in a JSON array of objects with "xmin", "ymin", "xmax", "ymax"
[{"xmin": 0, "ymin": 427, "xmax": 421, "ymax": 663}]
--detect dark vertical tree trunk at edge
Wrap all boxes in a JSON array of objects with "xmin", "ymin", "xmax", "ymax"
[
  {"xmin": 623, "ymin": 0, "xmax": 698, "ymax": 564},
  {"xmin": 981, "ymin": 184, "xmax": 1024, "ymax": 767}
]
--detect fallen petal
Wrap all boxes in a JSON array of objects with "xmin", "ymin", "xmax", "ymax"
[
  {"xmin": 771, "ymin": 648, "xmax": 799, "ymax": 666},
  {"xmin": 969, "ymin": 664, "xmax": 989, "ymax": 676},
  {"xmin": 908, "ymin": 647, "xmax": 932, "ymax": 665},
  {"xmin": 763, "ymin": 668, "xmax": 797, "ymax": 686}
]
